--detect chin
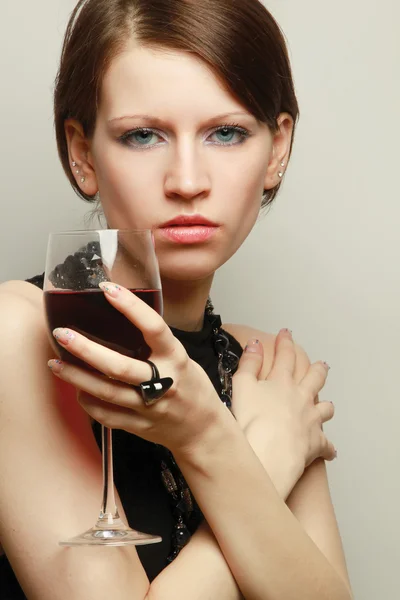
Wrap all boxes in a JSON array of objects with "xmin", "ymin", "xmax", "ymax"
[{"xmin": 157, "ymin": 252, "xmax": 223, "ymax": 283}]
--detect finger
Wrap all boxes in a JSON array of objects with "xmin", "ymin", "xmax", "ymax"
[
  {"xmin": 98, "ymin": 282, "xmax": 178, "ymax": 357},
  {"xmin": 47, "ymin": 358, "xmax": 169, "ymax": 412},
  {"xmin": 267, "ymin": 329, "xmax": 296, "ymax": 382},
  {"xmin": 317, "ymin": 400, "xmax": 335, "ymax": 425},
  {"xmin": 319, "ymin": 434, "xmax": 337, "ymax": 462},
  {"xmin": 234, "ymin": 339, "xmax": 264, "ymax": 379},
  {"xmin": 298, "ymin": 361, "xmax": 330, "ymax": 398},
  {"xmin": 52, "ymin": 327, "xmax": 155, "ymax": 384},
  {"xmin": 77, "ymin": 391, "xmax": 150, "ymax": 431}
]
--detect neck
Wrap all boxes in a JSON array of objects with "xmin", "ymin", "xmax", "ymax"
[{"xmin": 161, "ymin": 274, "xmax": 214, "ymax": 332}]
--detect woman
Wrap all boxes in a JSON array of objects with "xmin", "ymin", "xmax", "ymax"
[{"xmin": 0, "ymin": 0, "xmax": 353, "ymax": 598}]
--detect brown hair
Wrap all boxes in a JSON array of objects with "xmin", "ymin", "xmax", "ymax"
[{"xmin": 54, "ymin": 0, "xmax": 299, "ymax": 210}]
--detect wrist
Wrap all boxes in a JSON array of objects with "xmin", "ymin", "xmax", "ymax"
[
  {"xmin": 266, "ymin": 452, "xmax": 304, "ymax": 500},
  {"xmin": 243, "ymin": 427, "xmax": 305, "ymax": 500},
  {"xmin": 172, "ymin": 406, "xmax": 241, "ymax": 473}
]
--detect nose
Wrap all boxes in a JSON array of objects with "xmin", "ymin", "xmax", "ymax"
[{"xmin": 164, "ymin": 142, "xmax": 211, "ymax": 201}]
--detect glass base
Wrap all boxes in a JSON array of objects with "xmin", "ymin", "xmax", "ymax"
[{"xmin": 59, "ymin": 517, "xmax": 162, "ymax": 547}]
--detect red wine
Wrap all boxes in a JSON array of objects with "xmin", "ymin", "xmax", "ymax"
[{"xmin": 44, "ymin": 289, "xmax": 163, "ymax": 372}]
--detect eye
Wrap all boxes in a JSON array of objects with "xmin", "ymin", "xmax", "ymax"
[
  {"xmin": 208, "ymin": 125, "xmax": 250, "ymax": 146},
  {"xmin": 117, "ymin": 124, "xmax": 251, "ymax": 149},
  {"xmin": 118, "ymin": 128, "xmax": 165, "ymax": 149}
]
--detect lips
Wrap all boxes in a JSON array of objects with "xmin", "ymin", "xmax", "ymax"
[
  {"xmin": 160, "ymin": 214, "xmax": 219, "ymax": 228},
  {"xmin": 158, "ymin": 214, "xmax": 220, "ymax": 244}
]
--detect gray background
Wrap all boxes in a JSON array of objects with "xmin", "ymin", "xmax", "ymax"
[{"xmin": 1, "ymin": 1, "xmax": 399, "ymax": 598}]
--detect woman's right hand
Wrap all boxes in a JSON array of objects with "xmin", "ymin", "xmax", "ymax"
[
  {"xmin": 46, "ymin": 282, "xmax": 230, "ymax": 456},
  {"xmin": 231, "ymin": 329, "xmax": 336, "ymax": 480}
]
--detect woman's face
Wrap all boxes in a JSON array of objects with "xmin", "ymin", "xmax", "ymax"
[{"xmin": 87, "ymin": 44, "xmax": 280, "ymax": 281}]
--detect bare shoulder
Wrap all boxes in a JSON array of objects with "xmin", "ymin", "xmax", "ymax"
[
  {"xmin": 0, "ymin": 281, "xmax": 46, "ymax": 357},
  {"xmin": 222, "ymin": 322, "xmax": 311, "ymax": 381},
  {"xmin": 0, "ymin": 278, "xmax": 43, "ymax": 310}
]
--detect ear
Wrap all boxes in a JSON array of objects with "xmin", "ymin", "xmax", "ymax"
[
  {"xmin": 64, "ymin": 119, "xmax": 98, "ymax": 196},
  {"xmin": 263, "ymin": 112, "xmax": 294, "ymax": 191}
]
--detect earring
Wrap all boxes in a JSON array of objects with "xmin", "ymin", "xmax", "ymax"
[
  {"xmin": 72, "ymin": 161, "xmax": 86, "ymax": 183},
  {"xmin": 278, "ymin": 172, "xmax": 283, "ymax": 178}
]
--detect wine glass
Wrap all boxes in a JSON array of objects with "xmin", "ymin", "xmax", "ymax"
[{"xmin": 44, "ymin": 229, "xmax": 163, "ymax": 546}]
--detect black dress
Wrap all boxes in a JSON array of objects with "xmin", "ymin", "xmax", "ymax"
[{"xmin": 0, "ymin": 273, "xmax": 243, "ymax": 599}]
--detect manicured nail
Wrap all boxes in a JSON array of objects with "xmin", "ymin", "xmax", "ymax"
[
  {"xmin": 48, "ymin": 359, "xmax": 64, "ymax": 374},
  {"xmin": 53, "ymin": 328, "xmax": 75, "ymax": 345},
  {"xmin": 245, "ymin": 339, "xmax": 260, "ymax": 353},
  {"xmin": 99, "ymin": 282, "xmax": 122, "ymax": 297},
  {"xmin": 280, "ymin": 328, "xmax": 293, "ymax": 337}
]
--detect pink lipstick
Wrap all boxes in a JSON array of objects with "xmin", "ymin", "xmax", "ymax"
[{"xmin": 158, "ymin": 214, "xmax": 220, "ymax": 244}]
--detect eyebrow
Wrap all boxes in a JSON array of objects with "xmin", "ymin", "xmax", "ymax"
[{"xmin": 108, "ymin": 111, "xmax": 253, "ymax": 125}]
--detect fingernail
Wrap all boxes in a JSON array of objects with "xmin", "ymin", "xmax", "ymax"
[
  {"xmin": 48, "ymin": 359, "xmax": 64, "ymax": 374},
  {"xmin": 99, "ymin": 282, "xmax": 122, "ymax": 297},
  {"xmin": 334, "ymin": 448, "xmax": 338, "ymax": 458},
  {"xmin": 280, "ymin": 328, "xmax": 293, "ymax": 337},
  {"xmin": 323, "ymin": 361, "xmax": 331, "ymax": 370},
  {"xmin": 53, "ymin": 328, "xmax": 75, "ymax": 345},
  {"xmin": 245, "ymin": 339, "xmax": 260, "ymax": 353}
]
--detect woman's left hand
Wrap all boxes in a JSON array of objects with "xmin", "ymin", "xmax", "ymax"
[
  {"xmin": 231, "ymin": 332, "xmax": 336, "ymax": 479},
  {"xmin": 47, "ymin": 282, "xmax": 227, "ymax": 455}
]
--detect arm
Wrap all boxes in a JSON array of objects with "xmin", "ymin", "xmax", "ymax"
[
  {"xmin": 226, "ymin": 325, "xmax": 353, "ymax": 597},
  {"xmin": 150, "ymin": 326, "xmax": 352, "ymax": 600},
  {"xmin": 170, "ymin": 408, "xmax": 352, "ymax": 600},
  {"xmin": 284, "ymin": 344, "xmax": 353, "ymax": 596},
  {"xmin": 148, "ymin": 453, "xmax": 300, "ymax": 600},
  {"xmin": 0, "ymin": 285, "xmax": 150, "ymax": 600},
  {"xmin": 149, "ymin": 520, "xmax": 244, "ymax": 600},
  {"xmin": 146, "ymin": 326, "xmax": 351, "ymax": 600}
]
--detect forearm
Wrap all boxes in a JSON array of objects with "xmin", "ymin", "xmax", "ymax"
[
  {"xmin": 148, "ymin": 520, "xmax": 243, "ymax": 600},
  {"xmin": 171, "ymin": 412, "xmax": 352, "ymax": 600},
  {"xmin": 148, "ymin": 452, "xmax": 300, "ymax": 600}
]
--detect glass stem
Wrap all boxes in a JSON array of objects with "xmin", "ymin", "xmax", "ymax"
[{"xmin": 99, "ymin": 425, "xmax": 120, "ymax": 525}]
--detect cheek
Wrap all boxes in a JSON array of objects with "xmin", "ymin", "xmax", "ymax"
[
  {"xmin": 214, "ymin": 155, "xmax": 268, "ymax": 257},
  {"xmin": 221, "ymin": 158, "xmax": 267, "ymax": 225},
  {"xmin": 216, "ymin": 140, "xmax": 269, "ymax": 198},
  {"xmin": 93, "ymin": 148, "xmax": 144, "ymax": 197},
  {"xmin": 91, "ymin": 143, "xmax": 160, "ymax": 228}
]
